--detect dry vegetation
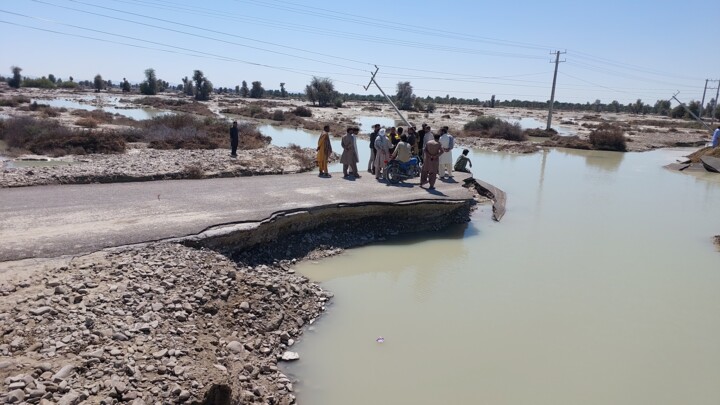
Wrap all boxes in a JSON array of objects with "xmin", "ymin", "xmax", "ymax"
[
  {"xmin": 0, "ymin": 113, "xmax": 270, "ymax": 157},
  {"xmin": 135, "ymin": 96, "xmax": 214, "ymax": 116},
  {"xmin": 462, "ymin": 116, "xmax": 528, "ymax": 142}
]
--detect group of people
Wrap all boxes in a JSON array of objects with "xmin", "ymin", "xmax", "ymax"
[{"xmin": 314, "ymin": 122, "xmax": 473, "ymax": 189}]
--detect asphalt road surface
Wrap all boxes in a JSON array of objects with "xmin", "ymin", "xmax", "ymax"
[{"xmin": 1, "ymin": 172, "xmax": 474, "ymax": 261}]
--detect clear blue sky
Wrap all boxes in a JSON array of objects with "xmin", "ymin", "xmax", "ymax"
[{"xmin": 3, "ymin": 0, "xmax": 719, "ymax": 105}]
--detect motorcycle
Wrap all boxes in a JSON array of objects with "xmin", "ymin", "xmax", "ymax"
[{"xmin": 384, "ymin": 156, "xmax": 421, "ymax": 184}]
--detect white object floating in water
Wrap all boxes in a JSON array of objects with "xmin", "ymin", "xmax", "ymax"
[{"xmin": 376, "ymin": 336, "xmax": 385, "ymax": 343}]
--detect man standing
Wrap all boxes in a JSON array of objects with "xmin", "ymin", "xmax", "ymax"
[
  {"xmin": 713, "ymin": 126, "xmax": 720, "ymax": 148},
  {"xmin": 421, "ymin": 133, "xmax": 443, "ymax": 190},
  {"xmin": 229, "ymin": 121, "xmax": 239, "ymax": 157},
  {"xmin": 341, "ymin": 127, "xmax": 360, "ymax": 178},
  {"xmin": 368, "ymin": 124, "xmax": 380, "ymax": 174},
  {"xmin": 317, "ymin": 125, "xmax": 332, "ymax": 177},
  {"xmin": 438, "ymin": 126, "xmax": 454, "ymax": 177}
]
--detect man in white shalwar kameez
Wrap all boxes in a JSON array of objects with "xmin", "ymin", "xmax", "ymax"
[{"xmin": 438, "ymin": 127, "xmax": 454, "ymax": 177}]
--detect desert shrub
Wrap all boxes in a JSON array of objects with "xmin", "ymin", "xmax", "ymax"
[
  {"xmin": 426, "ymin": 103, "xmax": 436, "ymax": 113},
  {"xmin": 524, "ymin": 128, "xmax": 557, "ymax": 138},
  {"xmin": 42, "ymin": 108, "xmax": 61, "ymax": 118},
  {"xmin": 76, "ymin": 118, "xmax": 99, "ymax": 128},
  {"xmin": 71, "ymin": 109, "xmax": 115, "ymax": 123},
  {"xmin": 489, "ymin": 121, "xmax": 527, "ymax": 141},
  {"xmin": 0, "ymin": 116, "xmax": 125, "ymax": 155},
  {"xmin": 271, "ymin": 110, "xmax": 285, "ymax": 121},
  {"xmin": 464, "ymin": 116, "xmax": 503, "ymax": 131},
  {"xmin": 137, "ymin": 114, "xmax": 269, "ymax": 150},
  {"xmin": 589, "ymin": 123, "xmax": 627, "ymax": 151},
  {"xmin": 22, "ymin": 77, "xmax": 57, "ymax": 89},
  {"xmin": 293, "ymin": 106, "xmax": 312, "ymax": 117},
  {"xmin": 288, "ymin": 143, "xmax": 314, "ymax": 168},
  {"xmin": 542, "ymin": 135, "xmax": 592, "ymax": 150},
  {"xmin": 58, "ymin": 81, "xmax": 79, "ymax": 89},
  {"xmin": 0, "ymin": 95, "xmax": 31, "ymax": 107}
]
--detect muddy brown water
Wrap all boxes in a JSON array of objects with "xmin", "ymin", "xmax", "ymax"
[{"xmin": 282, "ymin": 147, "xmax": 720, "ymax": 405}]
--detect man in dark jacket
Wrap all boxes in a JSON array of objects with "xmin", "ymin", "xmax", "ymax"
[
  {"xmin": 368, "ymin": 123, "xmax": 380, "ymax": 174},
  {"xmin": 229, "ymin": 121, "xmax": 239, "ymax": 157}
]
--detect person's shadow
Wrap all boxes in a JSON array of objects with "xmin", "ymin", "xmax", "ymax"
[
  {"xmin": 424, "ymin": 187, "xmax": 447, "ymax": 196},
  {"xmin": 439, "ymin": 177, "xmax": 458, "ymax": 184}
]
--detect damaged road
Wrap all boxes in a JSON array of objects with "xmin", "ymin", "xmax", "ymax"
[{"xmin": 0, "ymin": 171, "xmax": 487, "ymax": 262}]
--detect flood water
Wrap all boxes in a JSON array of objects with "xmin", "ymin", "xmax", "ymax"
[
  {"xmin": 282, "ymin": 146, "xmax": 720, "ymax": 405},
  {"xmin": 31, "ymin": 97, "xmax": 169, "ymax": 120}
]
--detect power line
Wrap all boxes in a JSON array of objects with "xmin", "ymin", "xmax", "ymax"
[
  {"xmin": 30, "ymin": 0, "xmax": 371, "ymax": 73},
  {"xmin": 0, "ymin": 19, "xmax": 365, "ymax": 87}
]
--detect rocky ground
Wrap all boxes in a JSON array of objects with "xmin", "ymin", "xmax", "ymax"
[
  {"xmin": 0, "ymin": 243, "xmax": 334, "ymax": 404},
  {"xmin": 0, "ymin": 145, "xmax": 316, "ymax": 188}
]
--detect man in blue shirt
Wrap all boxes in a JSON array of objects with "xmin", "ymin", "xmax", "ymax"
[{"xmin": 713, "ymin": 126, "xmax": 720, "ymax": 148}]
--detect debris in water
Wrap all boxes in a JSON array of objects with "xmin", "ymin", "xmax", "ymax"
[{"xmin": 376, "ymin": 336, "xmax": 385, "ymax": 343}]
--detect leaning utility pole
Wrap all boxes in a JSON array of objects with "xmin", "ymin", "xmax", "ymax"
[
  {"xmin": 671, "ymin": 92, "xmax": 712, "ymax": 131},
  {"xmin": 364, "ymin": 66, "xmax": 411, "ymax": 127},
  {"xmin": 699, "ymin": 79, "xmax": 709, "ymax": 118},
  {"xmin": 546, "ymin": 50, "xmax": 566, "ymax": 130}
]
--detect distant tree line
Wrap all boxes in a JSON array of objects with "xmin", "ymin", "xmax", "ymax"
[{"xmin": 5, "ymin": 65, "xmax": 720, "ymax": 119}]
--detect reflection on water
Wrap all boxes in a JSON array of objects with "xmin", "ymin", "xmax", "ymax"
[
  {"xmin": 555, "ymin": 148, "xmax": 625, "ymax": 172},
  {"xmin": 501, "ymin": 115, "xmax": 575, "ymax": 136},
  {"xmin": 355, "ymin": 115, "xmax": 396, "ymax": 130},
  {"xmin": 31, "ymin": 97, "xmax": 170, "ymax": 120},
  {"xmin": 284, "ymin": 148, "xmax": 720, "ymax": 405}
]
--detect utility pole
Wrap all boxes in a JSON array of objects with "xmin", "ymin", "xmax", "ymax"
[
  {"xmin": 671, "ymin": 92, "xmax": 712, "ymax": 131},
  {"xmin": 364, "ymin": 66, "xmax": 411, "ymax": 127},
  {"xmin": 546, "ymin": 50, "xmax": 566, "ymax": 131},
  {"xmin": 699, "ymin": 79, "xmax": 709, "ymax": 118},
  {"xmin": 710, "ymin": 80, "xmax": 720, "ymax": 128}
]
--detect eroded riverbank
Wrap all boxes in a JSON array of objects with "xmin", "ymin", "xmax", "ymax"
[{"xmin": 0, "ymin": 181, "xmax": 485, "ymax": 403}]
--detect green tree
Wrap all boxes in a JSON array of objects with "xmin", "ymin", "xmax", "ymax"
[
  {"xmin": 235, "ymin": 85, "xmax": 240, "ymax": 94},
  {"xmin": 395, "ymin": 81, "xmax": 415, "ymax": 110},
  {"xmin": 192, "ymin": 70, "xmax": 212, "ymax": 101},
  {"xmin": 305, "ymin": 77, "xmax": 336, "ymax": 107},
  {"xmin": 8, "ymin": 66, "xmax": 22, "ymax": 88},
  {"xmin": 653, "ymin": 100, "xmax": 671, "ymax": 116},
  {"xmin": 121, "ymin": 78, "xmax": 131, "ymax": 93},
  {"xmin": 250, "ymin": 81, "xmax": 264, "ymax": 98},
  {"xmin": 630, "ymin": 99, "xmax": 644, "ymax": 114},
  {"xmin": 48, "ymin": 74, "xmax": 56, "ymax": 84},
  {"xmin": 93, "ymin": 74, "xmax": 104, "ymax": 92},
  {"xmin": 181, "ymin": 76, "xmax": 194, "ymax": 96},
  {"xmin": 608, "ymin": 100, "xmax": 621, "ymax": 113},
  {"xmin": 240, "ymin": 80, "xmax": 249, "ymax": 97},
  {"xmin": 139, "ymin": 68, "xmax": 158, "ymax": 95},
  {"xmin": 280, "ymin": 82, "xmax": 287, "ymax": 98}
]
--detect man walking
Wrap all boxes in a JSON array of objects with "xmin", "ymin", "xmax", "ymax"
[
  {"xmin": 229, "ymin": 121, "xmax": 239, "ymax": 157},
  {"xmin": 713, "ymin": 126, "xmax": 720, "ymax": 148}
]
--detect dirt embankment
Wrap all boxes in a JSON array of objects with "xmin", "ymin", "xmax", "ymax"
[
  {"xmin": 0, "ymin": 197, "xmax": 477, "ymax": 404},
  {"xmin": 0, "ymin": 145, "xmax": 316, "ymax": 188}
]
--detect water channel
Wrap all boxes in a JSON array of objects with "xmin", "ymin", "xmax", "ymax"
[
  {"xmin": 31, "ymin": 96, "xmax": 169, "ymax": 120},
  {"xmin": 274, "ymin": 128, "xmax": 720, "ymax": 404}
]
